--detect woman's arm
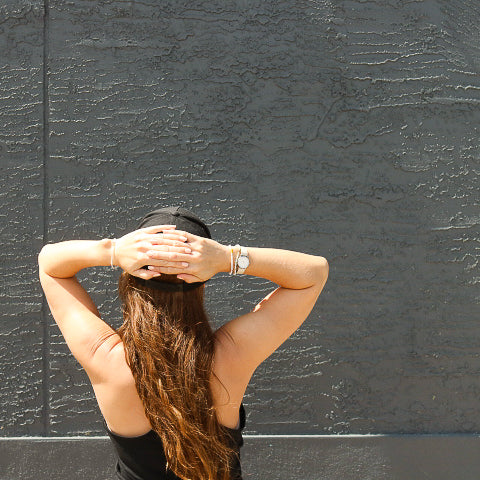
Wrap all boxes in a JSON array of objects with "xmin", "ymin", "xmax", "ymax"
[
  {"xmin": 38, "ymin": 238, "xmax": 113, "ymax": 278},
  {"xmin": 37, "ymin": 238, "xmax": 121, "ymax": 384},
  {"xmin": 36, "ymin": 225, "xmax": 189, "ymax": 384}
]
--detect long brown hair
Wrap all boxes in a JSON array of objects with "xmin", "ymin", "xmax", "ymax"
[{"xmin": 117, "ymin": 271, "xmax": 239, "ymax": 480}]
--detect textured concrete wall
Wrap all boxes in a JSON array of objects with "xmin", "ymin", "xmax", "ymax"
[{"xmin": 0, "ymin": 0, "xmax": 479, "ymax": 478}]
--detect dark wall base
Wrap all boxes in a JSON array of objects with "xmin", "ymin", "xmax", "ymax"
[{"xmin": 2, "ymin": 435, "xmax": 480, "ymax": 480}]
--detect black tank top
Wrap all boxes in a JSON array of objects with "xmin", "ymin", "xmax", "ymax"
[{"xmin": 103, "ymin": 403, "xmax": 246, "ymax": 480}]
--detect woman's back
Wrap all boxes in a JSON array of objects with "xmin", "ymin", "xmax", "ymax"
[
  {"xmin": 95, "ymin": 336, "xmax": 247, "ymax": 480},
  {"xmin": 95, "ymin": 332, "xmax": 249, "ymax": 438}
]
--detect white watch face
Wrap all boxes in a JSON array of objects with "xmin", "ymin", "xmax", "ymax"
[{"xmin": 238, "ymin": 256, "xmax": 249, "ymax": 269}]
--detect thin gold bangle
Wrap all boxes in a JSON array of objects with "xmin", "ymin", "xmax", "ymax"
[{"xmin": 234, "ymin": 247, "xmax": 240, "ymax": 275}]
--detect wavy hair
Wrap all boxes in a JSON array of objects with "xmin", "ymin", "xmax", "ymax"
[{"xmin": 117, "ymin": 271, "xmax": 239, "ymax": 480}]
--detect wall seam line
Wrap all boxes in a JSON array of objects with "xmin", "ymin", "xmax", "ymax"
[{"xmin": 41, "ymin": 0, "xmax": 51, "ymax": 437}]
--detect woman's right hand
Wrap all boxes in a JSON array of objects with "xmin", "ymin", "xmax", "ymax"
[{"xmin": 145, "ymin": 229, "xmax": 228, "ymax": 283}]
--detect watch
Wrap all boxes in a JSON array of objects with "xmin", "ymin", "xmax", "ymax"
[{"xmin": 235, "ymin": 245, "xmax": 250, "ymax": 274}]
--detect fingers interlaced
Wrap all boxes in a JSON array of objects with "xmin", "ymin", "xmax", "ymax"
[
  {"xmin": 144, "ymin": 231, "xmax": 189, "ymax": 246},
  {"xmin": 146, "ymin": 245, "xmax": 191, "ymax": 255},
  {"xmin": 142, "ymin": 230, "xmax": 193, "ymax": 272},
  {"xmin": 148, "ymin": 238, "xmax": 188, "ymax": 247}
]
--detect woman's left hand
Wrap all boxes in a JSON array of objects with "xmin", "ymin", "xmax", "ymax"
[{"xmin": 113, "ymin": 225, "xmax": 190, "ymax": 279}]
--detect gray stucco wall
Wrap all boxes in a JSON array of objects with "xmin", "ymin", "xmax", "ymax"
[{"xmin": 1, "ymin": 1, "xmax": 479, "ymax": 479}]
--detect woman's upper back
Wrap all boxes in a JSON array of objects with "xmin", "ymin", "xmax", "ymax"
[{"xmin": 93, "ymin": 329, "xmax": 249, "ymax": 439}]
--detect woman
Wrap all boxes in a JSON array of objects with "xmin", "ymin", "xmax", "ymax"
[{"xmin": 38, "ymin": 206, "xmax": 329, "ymax": 480}]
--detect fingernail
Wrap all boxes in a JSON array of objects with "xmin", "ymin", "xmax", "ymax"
[{"xmin": 185, "ymin": 248, "xmax": 192, "ymax": 253}]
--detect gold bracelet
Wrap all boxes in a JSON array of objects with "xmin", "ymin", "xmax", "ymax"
[
  {"xmin": 229, "ymin": 245, "xmax": 234, "ymax": 275},
  {"xmin": 233, "ymin": 244, "xmax": 241, "ymax": 275}
]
